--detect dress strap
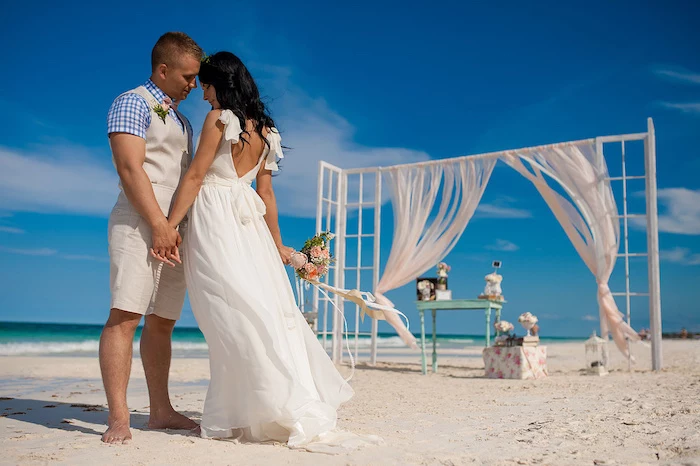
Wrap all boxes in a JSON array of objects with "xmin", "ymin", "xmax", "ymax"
[
  {"xmin": 218, "ymin": 109, "xmax": 243, "ymax": 143},
  {"xmin": 263, "ymin": 128, "xmax": 284, "ymax": 172}
]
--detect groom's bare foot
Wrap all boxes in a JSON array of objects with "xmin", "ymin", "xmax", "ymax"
[
  {"xmin": 102, "ymin": 417, "xmax": 132, "ymax": 444},
  {"xmin": 148, "ymin": 410, "xmax": 198, "ymax": 431}
]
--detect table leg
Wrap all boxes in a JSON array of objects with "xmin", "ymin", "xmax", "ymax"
[
  {"xmin": 496, "ymin": 306, "xmax": 502, "ymax": 326},
  {"xmin": 432, "ymin": 309, "xmax": 437, "ymax": 373},
  {"xmin": 485, "ymin": 307, "xmax": 491, "ymax": 347},
  {"xmin": 420, "ymin": 310, "xmax": 427, "ymax": 375}
]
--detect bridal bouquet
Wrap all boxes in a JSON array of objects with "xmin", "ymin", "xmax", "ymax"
[{"xmin": 291, "ymin": 231, "xmax": 335, "ymax": 282}]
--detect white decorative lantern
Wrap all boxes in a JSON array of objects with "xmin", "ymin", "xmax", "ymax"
[{"xmin": 585, "ymin": 331, "xmax": 609, "ymax": 376}]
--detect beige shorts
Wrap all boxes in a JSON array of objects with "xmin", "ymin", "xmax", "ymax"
[{"xmin": 108, "ymin": 191, "xmax": 186, "ymax": 320}]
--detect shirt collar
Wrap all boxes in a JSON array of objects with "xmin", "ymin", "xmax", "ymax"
[{"xmin": 145, "ymin": 79, "xmax": 171, "ymax": 105}]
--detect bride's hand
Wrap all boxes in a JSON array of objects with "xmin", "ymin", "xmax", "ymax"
[{"xmin": 277, "ymin": 245, "xmax": 294, "ymax": 265}]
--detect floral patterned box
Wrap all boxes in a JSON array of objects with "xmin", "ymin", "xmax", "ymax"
[{"xmin": 482, "ymin": 346, "xmax": 548, "ymax": 380}]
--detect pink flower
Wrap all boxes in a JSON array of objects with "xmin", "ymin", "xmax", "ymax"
[
  {"xmin": 316, "ymin": 265, "xmax": 328, "ymax": 276},
  {"xmin": 290, "ymin": 252, "xmax": 308, "ymax": 269},
  {"xmin": 161, "ymin": 97, "xmax": 172, "ymax": 112},
  {"xmin": 321, "ymin": 248, "xmax": 330, "ymax": 259},
  {"xmin": 310, "ymin": 246, "xmax": 323, "ymax": 258},
  {"xmin": 304, "ymin": 262, "xmax": 316, "ymax": 274}
]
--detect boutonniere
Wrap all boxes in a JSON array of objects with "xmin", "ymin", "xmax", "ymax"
[{"xmin": 153, "ymin": 97, "xmax": 174, "ymax": 123}]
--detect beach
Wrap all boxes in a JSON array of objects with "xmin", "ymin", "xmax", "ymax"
[{"xmin": 1, "ymin": 340, "xmax": 699, "ymax": 465}]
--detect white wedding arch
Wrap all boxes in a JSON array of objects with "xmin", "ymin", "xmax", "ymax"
[{"xmin": 308, "ymin": 118, "xmax": 662, "ymax": 370}]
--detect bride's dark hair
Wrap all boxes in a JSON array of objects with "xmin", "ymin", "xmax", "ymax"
[{"xmin": 199, "ymin": 51, "xmax": 276, "ymax": 147}]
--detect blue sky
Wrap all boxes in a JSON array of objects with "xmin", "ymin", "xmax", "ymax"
[{"xmin": 0, "ymin": 1, "xmax": 699, "ymax": 337}]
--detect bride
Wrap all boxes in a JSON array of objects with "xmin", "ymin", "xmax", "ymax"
[{"xmin": 154, "ymin": 51, "xmax": 363, "ymax": 448}]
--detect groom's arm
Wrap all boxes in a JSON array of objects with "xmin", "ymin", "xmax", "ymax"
[
  {"xmin": 107, "ymin": 93, "xmax": 179, "ymax": 265},
  {"xmin": 110, "ymin": 133, "xmax": 180, "ymax": 265}
]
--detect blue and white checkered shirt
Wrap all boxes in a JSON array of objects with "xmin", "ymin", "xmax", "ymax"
[{"xmin": 107, "ymin": 79, "xmax": 186, "ymax": 138}]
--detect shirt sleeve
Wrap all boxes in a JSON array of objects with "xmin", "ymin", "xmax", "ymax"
[{"xmin": 107, "ymin": 93, "xmax": 151, "ymax": 139}]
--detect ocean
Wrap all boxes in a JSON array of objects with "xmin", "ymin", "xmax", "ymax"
[{"xmin": 0, "ymin": 321, "xmax": 583, "ymax": 358}]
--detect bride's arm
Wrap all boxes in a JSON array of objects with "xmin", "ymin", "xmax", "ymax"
[
  {"xmin": 167, "ymin": 110, "xmax": 224, "ymax": 228},
  {"xmin": 256, "ymin": 169, "xmax": 293, "ymax": 265}
]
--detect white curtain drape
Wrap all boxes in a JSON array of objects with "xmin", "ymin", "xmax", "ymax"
[
  {"xmin": 374, "ymin": 158, "xmax": 497, "ymax": 347},
  {"xmin": 502, "ymin": 141, "xmax": 639, "ymax": 356}
]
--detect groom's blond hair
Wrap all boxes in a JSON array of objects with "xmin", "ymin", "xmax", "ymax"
[{"xmin": 151, "ymin": 32, "xmax": 203, "ymax": 71}]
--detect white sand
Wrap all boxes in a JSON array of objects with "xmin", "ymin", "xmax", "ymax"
[{"xmin": 1, "ymin": 340, "xmax": 699, "ymax": 465}]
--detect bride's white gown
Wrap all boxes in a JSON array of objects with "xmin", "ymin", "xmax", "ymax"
[{"xmin": 184, "ymin": 110, "xmax": 361, "ymax": 449}]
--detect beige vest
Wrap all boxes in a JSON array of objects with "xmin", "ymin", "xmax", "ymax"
[{"xmin": 114, "ymin": 85, "xmax": 193, "ymax": 216}]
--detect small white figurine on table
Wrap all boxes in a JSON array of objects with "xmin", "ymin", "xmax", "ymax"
[{"xmin": 478, "ymin": 260, "xmax": 504, "ymax": 301}]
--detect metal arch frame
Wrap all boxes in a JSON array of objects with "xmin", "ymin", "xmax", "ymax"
[{"xmin": 314, "ymin": 119, "xmax": 662, "ymax": 370}]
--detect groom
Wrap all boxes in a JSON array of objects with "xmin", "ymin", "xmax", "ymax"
[{"xmin": 100, "ymin": 32, "xmax": 202, "ymax": 444}]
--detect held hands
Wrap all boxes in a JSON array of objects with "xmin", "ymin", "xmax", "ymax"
[
  {"xmin": 277, "ymin": 244, "xmax": 294, "ymax": 265},
  {"xmin": 149, "ymin": 219, "xmax": 182, "ymax": 267}
]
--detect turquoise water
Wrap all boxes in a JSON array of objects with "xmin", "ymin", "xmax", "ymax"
[{"xmin": 0, "ymin": 321, "xmax": 583, "ymax": 357}]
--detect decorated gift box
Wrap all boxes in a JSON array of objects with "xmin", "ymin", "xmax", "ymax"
[{"xmin": 483, "ymin": 345, "xmax": 548, "ymax": 380}]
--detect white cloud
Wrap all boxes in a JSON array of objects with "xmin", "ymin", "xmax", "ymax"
[
  {"xmin": 660, "ymin": 247, "xmax": 700, "ymax": 266},
  {"xmin": 0, "ymin": 145, "xmax": 119, "ymax": 217},
  {"xmin": 61, "ymin": 254, "xmax": 109, "ymax": 262},
  {"xmin": 475, "ymin": 198, "xmax": 532, "ymax": 219},
  {"xmin": 653, "ymin": 66, "xmax": 700, "ymax": 85},
  {"xmin": 0, "ymin": 226, "xmax": 24, "ymax": 234},
  {"xmin": 630, "ymin": 188, "xmax": 700, "ymax": 235},
  {"xmin": 0, "ymin": 246, "xmax": 108, "ymax": 262},
  {"xmin": 0, "ymin": 246, "xmax": 57, "ymax": 256},
  {"xmin": 486, "ymin": 239, "xmax": 519, "ymax": 252},
  {"xmin": 653, "ymin": 66, "xmax": 700, "ymax": 115},
  {"xmin": 581, "ymin": 315, "xmax": 598, "ymax": 322},
  {"xmin": 658, "ymin": 102, "xmax": 700, "ymax": 115}
]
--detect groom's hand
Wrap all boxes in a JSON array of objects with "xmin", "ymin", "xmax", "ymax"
[{"xmin": 150, "ymin": 220, "xmax": 182, "ymax": 267}]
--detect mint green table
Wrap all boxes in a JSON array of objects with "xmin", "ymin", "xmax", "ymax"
[{"xmin": 416, "ymin": 299, "xmax": 504, "ymax": 375}]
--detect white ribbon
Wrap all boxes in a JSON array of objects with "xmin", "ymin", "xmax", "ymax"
[{"xmin": 303, "ymin": 279, "xmax": 411, "ymax": 384}]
